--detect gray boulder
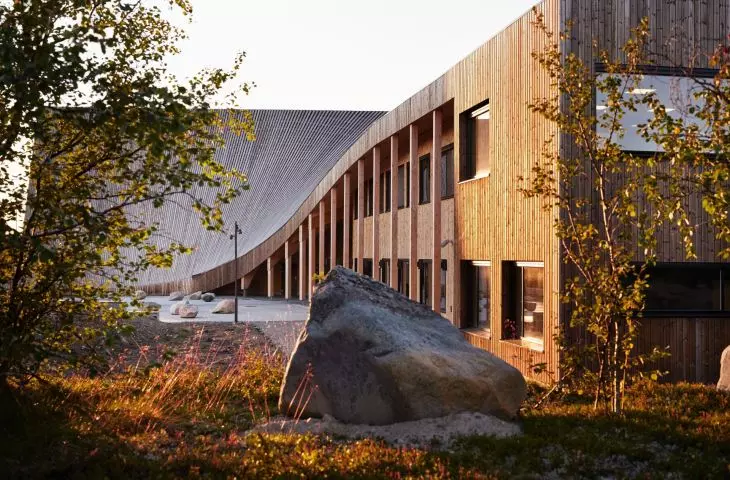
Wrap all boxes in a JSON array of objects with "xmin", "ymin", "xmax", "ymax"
[
  {"xmin": 718, "ymin": 346, "xmax": 730, "ymax": 391},
  {"xmin": 279, "ymin": 266, "xmax": 527, "ymax": 425},
  {"xmin": 189, "ymin": 291, "xmax": 203, "ymax": 301},
  {"xmin": 202, "ymin": 292, "xmax": 216, "ymax": 302},
  {"xmin": 179, "ymin": 304, "xmax": 199, "ymax": 318},
  {"xmin": 212, "ymin": 299, "xmax": 235, "ymax": 314},
  {"xmin": 168, "ymin": 291, "xmax": 185, "ymax": 301},
  {"xmin": 134, "ymin": 290, "xmax": 147, "ymax": 300},
  {"xmin": 143, "ymin": 302, "xmax": 161, "ymax": 311}
]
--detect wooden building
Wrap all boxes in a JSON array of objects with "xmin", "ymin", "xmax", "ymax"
[{"xmin": 140, "ymin": 0, "xmax": 730, "ymax": 384}]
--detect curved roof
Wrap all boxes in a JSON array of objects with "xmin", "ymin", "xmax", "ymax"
[{"xmin": 135, "ymin": 109, "xmax": 384, "ymax": 286}]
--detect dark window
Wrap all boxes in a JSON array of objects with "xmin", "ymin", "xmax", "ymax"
[
  {"xmin": 460, "ymin": 102, "xmax": 490, "ymax": 181},
  {"xmin": 441, "ymin": 145, "xmax": 454, "ymax": 199},
  {"xmin": 365, "ymin": 179, "xmax": 374, "ymax": 217},
  {"xmin": 503, "ymin": 262, "xmax": 544, "ymax": 342},
  {"xmin": 353, "ymin": 258, "xmax": 358, "ymax": 272},
  {"xmin": 461, "ymin": 261, "xmax": 491, "ymax": 330},
  {"xmin": 418, "ymin": 259, "xmax": 432, "ymax": 307},
  {"xmin": 419, "ymin": 154, "xmax": 430, "ymax": 204},
  {"xmin": 643, "ymin": 263, "xmax": 730, "ymax": 313},
  {"xmin": 397, "ymin": 162, "xmax": 410, "ymax": 208},
  {"xmin": 363, "ymin": 258, "xmax": 373, "ymax": 278},
  {"xmin": 379, "ymin": 259, "xmax": 390, "ymax": 285},
  {"xmin": 440, "ymin": 260, "xmax": 447, "ymax": 313},
  {"xmin": 397, "ymin": 259, "xmax": 410, "ymax": 296},
  {"xmin": 380, "ymin": 170, "xmax": 392, "ymax": 213}
]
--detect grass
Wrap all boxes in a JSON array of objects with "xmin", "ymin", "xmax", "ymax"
[{"xmin": 1, "ymin": 324, "xmax": 729, "ymax": 479}]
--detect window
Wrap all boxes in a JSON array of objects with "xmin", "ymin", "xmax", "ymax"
[
  {"xmin": 378, "ymin": 259, "xmax": 390, "ymax": 285},
  {"xmin": 596, "ymin": 74, "xmax": 708, "ymax": 152},
  {"xmin": 441, "ymin": 145, "xmax": 454, "ymax": 199},
  {"xmin": 418, "ymin": 259, "xmax": 432, "ymax": 307},
  {"xmin": 380, "ymin": 170, "xmax": 392, "ymax": 213},
  {"xmin": 397, "ymin": 163, "xmax": 410, "ymax": 208},
  {"xmin": 461, "ymin": 102, "xmax": 490, "ymax": 181},
  {"xmin": 397, "ymin": 260, "xmax": 410, "ymax": 296},
  {"xmin": 504, "ymin": 261, "xmax": 544, "ymax": 342},
  {"xmin": 419, "ymin": 154, "xmax": 430, "ymax": 204},
  {"xmin": 461, "ymin": 261, "xmax": 491, "ymax": 330},
  {"xmin": 353, "ymin": 258, "xmax": 358, "ymax": 272},
  {"xmin": 440, "ymin": 260, "xmax": 447, "ymax": 313},
  {"xmin": 643, "ymin": 263, "xmax": 730, "ymax": 313},
  {"xmin": 365, "ymin": 178, "xmax": 374, "ymax": 217},
  {"xmin": 363, "ymin": 258, "xmax": 373, "ymax": 278}
]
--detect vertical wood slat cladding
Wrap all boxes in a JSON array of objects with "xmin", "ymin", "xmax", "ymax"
[
  {"xmin": 561, "ymin": 0, "xmax": 730, "ymax": 383},
  {"xmin": 409, "ymin": 125, "xmax": 419, "ymax": 301},
  {"xmin": 455, "ymin": 1, "xmax": 560, "ymax": 383}
]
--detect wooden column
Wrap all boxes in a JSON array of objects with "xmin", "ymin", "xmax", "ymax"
[
  {"xmin": 431, "ymin": 109, "xmax": 442, "ymax": 313},
  {"xmin": 390, "ymin": 135, "xmax": 399, "ymax": 289},
  {"xmin": 319, "ymin": 200, "xmax": 325, "ymax": 274},
  {"xmin": 284, "ymin": 239, "xmax": 291, "ymax": 300},
  {"xmin": 308, "ymin": 214, "xmax": 314, "ymax": 296},
  {"xmin": 331, "ymin": 186, "xmax": 337, "ymax": 268},
  {"xmin": 409, "ymin": 124, "xmax": 418, "ymax": 301},
  {"xmin": 357, "ymin": 158, "xmax": 365, "ymax": 274},
  {"xmin": 299, "ymin": 225, "xmax": 306, "ymax": 300},
  {"xmin": 343, "ymin": 172, "xmax": 351, "ymax": 268},
  {"xmin": 372, "ymin": 146, "xmax": 380, "ymax": 281},
  {"xmin": 267, "ymin": 256, "xmax": 274, "ymax": 298}
]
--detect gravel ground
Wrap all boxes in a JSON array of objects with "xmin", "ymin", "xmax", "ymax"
[
  {"xmin": 249, "ymin": 320, "xmax": 305, "ymax": 359},
  {"xmin": 252, "ymin": 412, "xmax": 521, "ymax": 449}
]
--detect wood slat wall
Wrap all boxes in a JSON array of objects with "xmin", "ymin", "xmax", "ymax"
[{"xmin": 561, "ymin": 0, "xmax": 730, "ymax": 384}]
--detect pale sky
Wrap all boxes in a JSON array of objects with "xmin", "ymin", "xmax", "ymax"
[{"xmin": 166, "ymin": 0, "xmax": 542, "ymax": 111}]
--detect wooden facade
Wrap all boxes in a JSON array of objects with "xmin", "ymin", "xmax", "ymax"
[{"xmin": 139, "ymin": 0, "xmax": 730, "ymax": 385}]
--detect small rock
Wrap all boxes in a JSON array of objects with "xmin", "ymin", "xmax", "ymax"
[
  {"xmin": 144, "ymin": 302, "xmax": 161, "ymax": 311},
  {"xmin": 202, "ymin": 292, "xmax": 216, "ymax": 302},
  {"xmin": 212, "ymin": 299, "xmax": 235, "ymax": 314},
  {"xmin": 134, "ymin": 290, "xmax": 147, "ymax": 300},
  {"xmin": 170, "ymin": 301, "xmax": 184, "ymax": 315},
  {"xmin": 189, "ymin": 291, "xmax": 202, "ymax": 301},
  {"xmin": 168, "ymin": 291, "xmax": 185, "ymax": 301},
  {"xmin": 718, "ymin": 345, "xmax": 730, "ymax": 391},
  {"xmin": 179, "ymin": 304, "xmax": 199, "ymax": 318}
]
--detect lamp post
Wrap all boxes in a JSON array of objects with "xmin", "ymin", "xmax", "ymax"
[{"xmin": 230, "ymin": 221, "xmax": 242, "ymax": 324}]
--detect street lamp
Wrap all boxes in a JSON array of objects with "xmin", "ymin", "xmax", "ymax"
[{"xmin": 230, "ymin": 221, "xmax": 243, "ymax": 324}]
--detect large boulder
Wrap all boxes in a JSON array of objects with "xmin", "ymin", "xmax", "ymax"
[
  {"xmin": 212, "ymin": 299, "xmax": 235, "ymax": 314},
  {"xmin": 279, "ymin": 267, "xmax": 527, "ymax": 425},
  {"xmin": 718, "ymin": 346, "xmax": 730, "ymax": 391},
  {"xmin": 202, "ymin": 292, "xmax": 216, "ymax": 302},
  {"xmin": 168, "ymin": 291, "xmax": 185, "ymax": 301},
  {"xmin": 189, "ymin": 291, "xmax": 203, "ymax": 301},
  {"xmin": 179, "ymin": 304, "xmax": 199, "ymax": 318}
]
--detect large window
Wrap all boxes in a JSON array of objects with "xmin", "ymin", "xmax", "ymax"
[
  {"xmin": 418, "ymin": 259, "xmax": 432, "ymax": 307},
  {"xmin": 397, "ymin": 162, "xmax": 410, "ymax": 208},
  {"xmin": 419, "ymin": 154, "xmax": 430, "ymax": 204},
  {"xmin": 365, "ymin": 178, "xmax": 374, "ymax": 217},
  {"xmin": 643, "ymin": 263, "xmax": 730, "ymax": 313},
  {"xmin": 441, "ymin": 145, "xmax": 454, "ymax": 199},
  {"xmin": 504, "ymin": 261, "xmax": 544, "ymax": 343},
  {"xmin": 380, "ymin": 170, "xmax": 391, "ymax": 213},
  {"xmin": 461, "ymin": 261, "xmax": 491, "ymax": 330},
  {"xmin": 397, "ymin": 259, "xmax": 410, "ymax": 296},
  {"xmin": 596, "ymin": 73, "xmax": 708, "ymax": 152},
  {"xmin": 461, "ymin": 102, "xmax": 490, "ymax": 181},
  {"xmin": 379, "ymin": 259, "xmax": 390, "ymax": 285}
]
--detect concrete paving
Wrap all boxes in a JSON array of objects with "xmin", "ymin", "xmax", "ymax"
[{"xmin": 140, "ymin": 296, "xmax": 309, "ymax": 324}]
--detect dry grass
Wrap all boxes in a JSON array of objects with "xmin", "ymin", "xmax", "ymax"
[{"xmin": 1, "ymin": 319, "xmax": 730, "ymax": 478}]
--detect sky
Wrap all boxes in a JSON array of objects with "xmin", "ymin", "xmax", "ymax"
[{"xmin": 165, "ymin": 0, "xmax": 542, "ymax": 111}]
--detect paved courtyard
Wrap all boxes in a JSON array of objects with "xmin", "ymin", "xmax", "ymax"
[{"xmin": 140, "ymin": 296, "xmax": 308, "ymax": 358}]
